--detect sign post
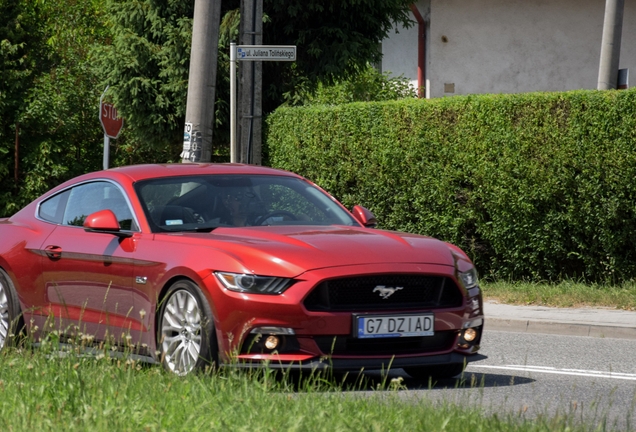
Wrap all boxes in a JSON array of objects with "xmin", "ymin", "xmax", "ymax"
[
  {"xmin": 99, "ymin": 86, "xmax": 124, "ymax": 170},
  {"xmin": 229, "ymin": 45, "xmax": 296, "ymax": 163},
  {"xmin": 230, "ymin": 42, "xmax": 237, "ymax": 164}
]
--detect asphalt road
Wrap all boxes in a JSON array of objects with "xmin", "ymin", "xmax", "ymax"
[{"xmin": 363, "ymin": 330, "xmax": 636, "ymax": 430}]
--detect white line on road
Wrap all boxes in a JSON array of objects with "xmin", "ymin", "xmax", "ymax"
[{"xmin": 468, "ymin": 364, "xmax": 636, "ymax": 381}]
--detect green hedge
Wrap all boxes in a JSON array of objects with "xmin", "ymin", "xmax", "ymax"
[{"xmin": 265, "ymin": 90, "xmax": 636, "ymax": 283}]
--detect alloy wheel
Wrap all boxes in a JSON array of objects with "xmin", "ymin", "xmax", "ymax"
[
  {"xmin": 159, "ymin": 289, "xmax": 203, "ymax": 375},
  {"xmin": 0, "ymin": 280, "xmax": 8, "ymax": 349}
]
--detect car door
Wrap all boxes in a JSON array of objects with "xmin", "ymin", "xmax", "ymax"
[{"xmin": 36, "ymin": 181, "xmax": 139, "ymax": 346}]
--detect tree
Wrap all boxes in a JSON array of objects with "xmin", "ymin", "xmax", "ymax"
[
  {"xmin": 1, "ymin": 0, "xmax": 46, "ymax": 207},
  {"xmin": 262, "ymin": 0, "xmax": 414, "ymax": 111},
  {"xmin": 92, "ymin": 0, "xmax": 195, "ymax": 159},
  {"xmin": 0, "ymin": 0, "xmax": 107, "ymax": 216},
  {"xmin": 93, "ymin": 0, "xmax": 414, "ymax": 161}
]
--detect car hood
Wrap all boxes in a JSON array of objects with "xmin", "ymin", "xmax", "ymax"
[{"xmin": 169, "ymin": 225, "xmax": 457, "ymax": 277}]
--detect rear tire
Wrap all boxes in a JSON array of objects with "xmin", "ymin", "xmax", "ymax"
[
  {"xmin": 157, "ymin": 279, "xmax": 218, "ymax": 375},
  {"xmin": 0, "ymin": 268, "xmax": 24, "ymax": 350},
  {"xmin": 404, "ymin": 363, "xmax": 465, "ymax": 381}
]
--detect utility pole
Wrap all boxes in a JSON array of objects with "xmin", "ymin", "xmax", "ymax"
[
  {"xmin": 182, "ymin": 0, "xmax": 222, "ymax": 163},
  {"xmin": 597, "ymin": 0, "xmax": 625, "ymax": 90},
  {"xmin": 238, "ymin": 0, "xmax": 263, "ymax": 165}
]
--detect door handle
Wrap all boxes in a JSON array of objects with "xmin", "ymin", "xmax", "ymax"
[{"xmin": 44, "ymin": 245, "xmax": 62, "ymax": 259}]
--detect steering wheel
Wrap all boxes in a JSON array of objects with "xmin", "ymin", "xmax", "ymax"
[{"xmin": 254, "ymin": 210, "xmax": 298, "ymax": 225}]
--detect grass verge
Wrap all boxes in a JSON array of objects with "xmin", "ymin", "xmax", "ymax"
[
  {"xmin": 0, "ymin": 342, "xmax": 600, "ymax": 432},
  {"xmin": 482, "ymin": 280, "xmax": 636, "ymax": 310}
]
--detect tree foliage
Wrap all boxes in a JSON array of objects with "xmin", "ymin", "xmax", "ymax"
[
  {"xmin": 0, "ymin": 0, "xmax": 47, "ymax": 198},
  {"xmin": 0, "ymin": 1, "xmax": 47, "ymax": 123},
  {"xmin": 92, "ymin": 0, "xmax": 195, "ymax": 158},
  {"xmin": 266, "ymin": 90, "xmax": 636, "ymax": 283},
  {"xmin": 263, "ymin": 0, "xmax": 414, "ymax": 110},
  {"xmin": 0, "ymin": 0, "xmax": 107, "ymax": 216},
  {"xmin": 94, "ymin": 0, "xmax": 414, "ymax": 160},
  {"xmin": 1, "ymin": 0, "xmax": 415, "ymax": 215},
  {"xmin": 291, "ymin": 64, "xmax": 417, "ymax": 106}
]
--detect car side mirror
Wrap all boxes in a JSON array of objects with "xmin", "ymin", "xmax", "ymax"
[
  {"xmin": 83, "ymin": 209, "xmax": 132, "ymax": 238},
  {"xmin": 351, "ymin": 205, "xmax": 377, "ymax": 228}
]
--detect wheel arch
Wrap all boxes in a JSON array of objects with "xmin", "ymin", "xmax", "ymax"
[
  {"xmin": 0, "ymin": 264, "xmax": 26, "ymax": 347},
  {"xmin": 154, "ymin": 275, "xmax": 220, "ymax": 373},
  {"xmin": 154, "ymin": 274, "xmax": 222, "ymax": 346}
]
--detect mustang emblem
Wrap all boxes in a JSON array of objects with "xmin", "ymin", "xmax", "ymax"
[{"xmin": 373, "ymin": 285, "xmax": 403, "ymax": 299}]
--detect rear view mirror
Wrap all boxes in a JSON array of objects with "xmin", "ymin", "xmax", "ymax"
[{"xmin": 351, "ymin": 205, "xmax": 377, "ymax": 228}]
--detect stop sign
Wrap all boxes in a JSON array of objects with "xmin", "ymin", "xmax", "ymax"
[{"xmin": 100, "ymin": 102, "xmax": 124, "ymax": 138}]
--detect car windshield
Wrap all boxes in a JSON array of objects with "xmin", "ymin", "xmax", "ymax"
[{"xmin": 135, "ymin": 174, "xmax": 358, "ymax": 232}]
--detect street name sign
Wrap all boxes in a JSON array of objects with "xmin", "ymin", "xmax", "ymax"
[
  {"xmin": 236, "ymin": 45, "xmax": 296, "ymax": 61},
  {"xmin": 227, "ymin": 44, "xmax": 297, "ymax": 163}
]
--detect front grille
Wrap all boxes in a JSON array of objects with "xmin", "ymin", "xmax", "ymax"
[
  {"xmin": 314, "ymin": 331, "xmax": 456, "ymax": 356},
  {"xmin": 303, "ymin": 275, "xmax": 464, "ymax": 312}
]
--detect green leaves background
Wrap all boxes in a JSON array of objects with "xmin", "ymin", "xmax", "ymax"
[{"xmin": 266, "ymin": 90, "xmax": 636, "ymax": 283}]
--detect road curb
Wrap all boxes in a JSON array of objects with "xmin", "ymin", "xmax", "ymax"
[{"xmin": 486, "ymin": 317, "xmax": 636, "ymax": 340}]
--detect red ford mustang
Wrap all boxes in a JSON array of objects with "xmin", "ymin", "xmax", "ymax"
[{"xmin": 0, "ymin": 164, "xmax": 485, "ymax": 377}]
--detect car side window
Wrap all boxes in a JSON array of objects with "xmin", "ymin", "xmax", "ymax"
[
  {"xmin": 62, "ymin": 182, "xmax": 138, "ymax": 230},
  {"xmin": 39, "ymin": 190, "xmax": 71, "ymax": 224}
]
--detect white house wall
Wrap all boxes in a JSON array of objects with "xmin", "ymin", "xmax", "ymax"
[
  {"xmin": 380, "ymin": 1, "xmax": 425, "ymax": 91},
  {"xmin": 381, "ymin": 0, "xmax": 636, "ymax": 98}
]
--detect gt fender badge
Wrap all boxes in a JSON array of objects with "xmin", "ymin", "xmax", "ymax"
[{"xmin": 373, "ymin": 285, "xmax": 403, "ymax": 299}]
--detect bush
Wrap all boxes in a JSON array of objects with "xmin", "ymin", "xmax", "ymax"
[
  {"xmin": 286, "ymin": 64, "xmax": 417, "ymax": 106},
  {"xmin": 265, "ymin": 89, "xmax": 636, "ymax": 283}
]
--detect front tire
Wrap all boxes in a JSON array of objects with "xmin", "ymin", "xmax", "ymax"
[
  {"xmin": 157, "ymin": 280, "xmax": 218, "ymax": 375},
  {"xmin": 0, "ymin": 268, "xmax": 24, "ymax": 350},
  {"xmin": 404, "ymin": 363, "xmax": 465, "ymax": 381}
]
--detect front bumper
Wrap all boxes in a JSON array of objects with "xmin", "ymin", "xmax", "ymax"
[{"xmin": 203, "ymin": 262, "xmax": 485, "ymax": 370}]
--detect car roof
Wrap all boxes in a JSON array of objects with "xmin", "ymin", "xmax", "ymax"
[
  {"xmin": 12, "ymin": 163, "xmax": 310, "ymax": 223},
  {"xmin": 77, "ymin": 163, "xmax": 302, "ymax": 183}
]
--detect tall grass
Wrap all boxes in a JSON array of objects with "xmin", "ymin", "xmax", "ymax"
[{"xmin": 0, "ymin": 337, "xmax": 597, "ymax": 431}]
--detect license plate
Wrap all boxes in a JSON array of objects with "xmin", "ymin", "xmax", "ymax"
[{"xmin": 355, "ymin": 313, "xmax": 434, "ymax": 338}]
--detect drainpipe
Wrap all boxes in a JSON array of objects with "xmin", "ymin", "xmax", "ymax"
[
  {"xmin": 597, "ymin": 0, "xmax": 624, "ymax": 90},
  {"xmin": 410, "ymin": 4, "xmax": 426, "ymax": 98}
]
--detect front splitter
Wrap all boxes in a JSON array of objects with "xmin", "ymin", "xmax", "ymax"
[{"xmin": 228, "ymin": 352, "xmax": 488, "ymax": 371}]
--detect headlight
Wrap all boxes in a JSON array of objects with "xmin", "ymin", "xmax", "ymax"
[
  {"xmin": 458, "ymin": 267, "xmax": 479, "ymax": 289},
  {"xmin": 214, "ymin": 272, "xmax": 293, "ymax": 294}
]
